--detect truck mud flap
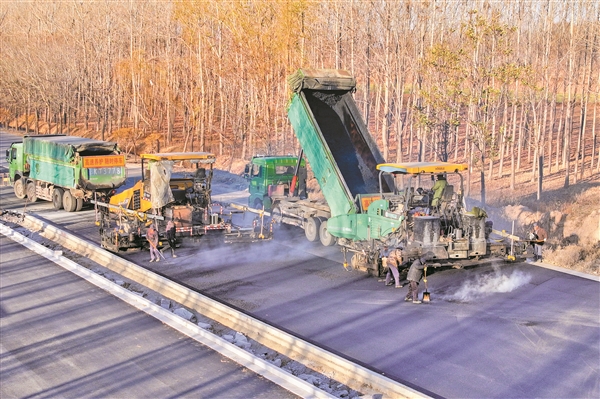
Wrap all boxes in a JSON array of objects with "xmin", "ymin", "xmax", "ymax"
[{"xmin": 1, "ymin": 173, "xmax": 11, "ymax": 187}]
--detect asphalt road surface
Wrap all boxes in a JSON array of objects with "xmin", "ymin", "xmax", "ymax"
[
  {"xmin": 0, "ymin": 233, "xmax": 299, "ymax": 399},
  {"xmin": 1, "ymin": 130, "xmax": 599, "ymax": 399}
]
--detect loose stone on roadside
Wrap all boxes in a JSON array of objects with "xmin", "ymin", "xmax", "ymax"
[
  {"xmin": 173, "ymin": 307, "xmax": 194, "ymax": 321},
  {"xmin": 160, "ymin": 299, "xmax": 171, "ymax": 309}
]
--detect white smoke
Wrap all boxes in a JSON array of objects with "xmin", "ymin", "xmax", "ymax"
[{"xmin": 441, "ymin": 266, "xmax": 532, "ymax": 302}]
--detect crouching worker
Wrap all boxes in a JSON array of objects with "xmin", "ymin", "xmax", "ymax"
[
  {"xmin": 405, "ymin": 253, "xmax": 433, "ymax": 304},
  {"xmin": 165, "ymin": 220, "xmax": 177, "ymax": 258},
  {"xmin": 381, "ymin": 245, "xmax": 407, "ymax": 288}
]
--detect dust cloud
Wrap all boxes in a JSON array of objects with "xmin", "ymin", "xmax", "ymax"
[{"xmin": 440, "ymin": 266, "xmax": 532, "ymax": 302}]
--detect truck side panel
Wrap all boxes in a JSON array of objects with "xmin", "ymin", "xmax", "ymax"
[{"xmin": 29, "ymin": 158, "xmax": 76, "ymax": 188}]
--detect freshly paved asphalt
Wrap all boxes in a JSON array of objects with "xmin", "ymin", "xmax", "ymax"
[{"xmin": 0, "ymin": 234, "xmax": 298, "ymax": 399}]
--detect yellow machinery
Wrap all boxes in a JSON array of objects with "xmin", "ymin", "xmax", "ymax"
[{"xmin": 96, "ymin": 152, "xmax": 231, "ymax": 251}]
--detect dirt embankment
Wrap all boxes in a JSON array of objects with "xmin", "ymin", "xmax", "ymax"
[{"xmin": 489, "ymin": 185, "xmax": 600, "ymax": 275}]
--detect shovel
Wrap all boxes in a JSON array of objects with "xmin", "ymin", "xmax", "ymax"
[
  {"xmin": 150, "ymin": 240, "xmax": 169, "ymax": 263},
  {"xmin": 422, "ymin": 266, "xmax": 431, "ymax": 302}
]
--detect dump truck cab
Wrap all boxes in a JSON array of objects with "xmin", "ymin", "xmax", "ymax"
[
  {"xmin": 244, "ymin": 155, "xmax": 306, "ymax": 210},
  {"xmin": 5, "ymin": 141, "xmax": 24, "ymax": 176},
  {"xmin": 4, "ymin": 142, "xmax": 26, "ymax": 198}
]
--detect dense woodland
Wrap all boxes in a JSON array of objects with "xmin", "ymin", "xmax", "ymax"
[{"xmin": 0, "ymin": 0, "xmax": 598, "ymax": 203}]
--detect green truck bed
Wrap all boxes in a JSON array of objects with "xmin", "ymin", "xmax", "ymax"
[
  {"xmin": 24, "ymin": 135, "xmax": 126, "ymax": 191},
  {"xmin": 287, "ymin": 69, "xmax": 390, "ymax": 217}
]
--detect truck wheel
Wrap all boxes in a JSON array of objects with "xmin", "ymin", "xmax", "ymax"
[
  {"xmin": 319, "ymin": 220, "xmax": 336, "ymax": 246},
  {"xmin": 14, "ymin": 179, "xmax": 26, "ymax": 199},
  {"xmin": 52, "ymin": 188, "xmax": 64, "ymax": 210},
  {"xmin": 63, "ymin": 191, "xmax": 77, "ymax": 212},
  {"xmin": 271, "ymin": 205, "xmax": 283, "ymax": 223},
  {"xmin": 26, "ymin": 182, "xmax": 38, "ymax": 202},
  {"xmin": 253, "ymin": 198, "xmax": 263, "ymax": 210},
  {"xmin": 305, "ymin": 217, "xmax": 321, "ymax": 242},
  {"xmin": 76, "ymin": 197, "xmax": 84, "ymax": 212}
]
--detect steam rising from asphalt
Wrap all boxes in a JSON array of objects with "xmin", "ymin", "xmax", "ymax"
[{"xmin": 442, "ymin": 267, "xmax": 532, "ymax": 302}]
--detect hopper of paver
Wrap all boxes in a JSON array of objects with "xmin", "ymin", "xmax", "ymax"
[{"xmin": 287, "ymin": 68, "xmax": 391, "ymax": 217}]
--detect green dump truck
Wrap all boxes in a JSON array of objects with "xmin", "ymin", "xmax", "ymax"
[
  {"xmin": 5, "ymin": 134, "xmax": 127, "ymax": 212},
  {"xmin": 245, "ymin": 154, "xmax": 307, "ymax": 211},
  {"xmin": 243, "ymin": 154, "xmax": 338, "ymax": 243},
  {"xmin": 280, "ymin": 69, "xmax": 517, "ymax": 275}
]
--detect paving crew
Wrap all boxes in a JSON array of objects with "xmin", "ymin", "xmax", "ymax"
[
  {"xmin": 531, "ymin": 222, "xmax": 548, "ymax": 262},
  {"xmin": 165, "ymin": 220, "xmax": 178, "ymax": 258},
  {"xmin": 147, "ymin": 223, "xmax": 161, "ymax": 263},
  {"xmin": 405, "ymin": 252, "xmax": 434, "ymax": 304}
]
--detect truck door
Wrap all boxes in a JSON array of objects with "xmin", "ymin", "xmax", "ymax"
[{"xmin": 248, "ymin": 163, "xmax": 263, "ymax": 195}]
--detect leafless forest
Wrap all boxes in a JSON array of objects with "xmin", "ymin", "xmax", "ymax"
[{"xmin": 0, "ymin": 0, "xmax": 598, "ymax": 203}]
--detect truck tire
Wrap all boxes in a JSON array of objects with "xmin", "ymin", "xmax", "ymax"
[
  {"xmin": 271, "ymin": 205, "xmax": 283, "ymax": 223},
  {"xmin": 253, "ymin": 198, "xmax": 263, "ymax": 210},
  {"xmin": 305, "ymin": 217, "xmax": 321, "ymax": 242},
  {"xmin": 26, "ymin": 181, "xmax": 38, "ymax": 202},
  {"xmin": 76, "ymin": 197, "xmax": 84, "ymax": 212},
  {"xmin": 14, "ymin": 179, "xmax": 26, "ymax": 199},
  {"xmin": 63, "ymin": 191, "xmax": 77, "ymax": 212},
  {"xmin": 52, "ymin": 188, "xmax": 64, "ymax": 210},
  {"xmin": 319, "ymin": 220, "xmax": 336, "ymax": 246}
]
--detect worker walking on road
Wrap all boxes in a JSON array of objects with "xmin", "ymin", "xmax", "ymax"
[
  {"xmin": 405, "ymin": 253, "xmax": 433, "ymax": 304},
  {"xmin": 147, "ymin": 224, "xmax": 161, "ymax": 263},
  {"xmin": 165, "ymin": 220, "xmax": 177, "ymax": 258},
  {"xmin": 531, "ymin": 222, "xmax": 548, "ymax": 262}
]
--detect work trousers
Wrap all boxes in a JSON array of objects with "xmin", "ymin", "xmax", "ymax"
[
  {"xmin": 385, "ymin": 266, "xmax": 400, "ymax": 286},
  {"xmin": 405, "ymin": 281, "xmax": 419, "ymax": 301},
  {"xmin": 149, "ymin": 245, "xmax": 161, "ymax": 260},
  {"xmin": 167, "ymin": 237, "xmax": 176, "ymax": 255},
  {"xmin": 534, "ymin": 244, "xmax": 543, "ymax": 258}
]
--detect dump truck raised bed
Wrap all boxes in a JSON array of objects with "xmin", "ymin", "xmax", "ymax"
[
  {"xmin": 248, "ymin": 69, "xmax": 396, "ymax": 249},
  {"xmin": 280, "ymin": 69, "xmax": 524, "ymax": 275},
  {"xmin": 5, "ymin": 134, "xmax": 126, "ymax": 212}
]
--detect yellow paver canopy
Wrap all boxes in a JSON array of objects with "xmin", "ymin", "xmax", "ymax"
[{"xmin": 377, "ymin": 162, "xmax": 468, "ymax": 174}]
